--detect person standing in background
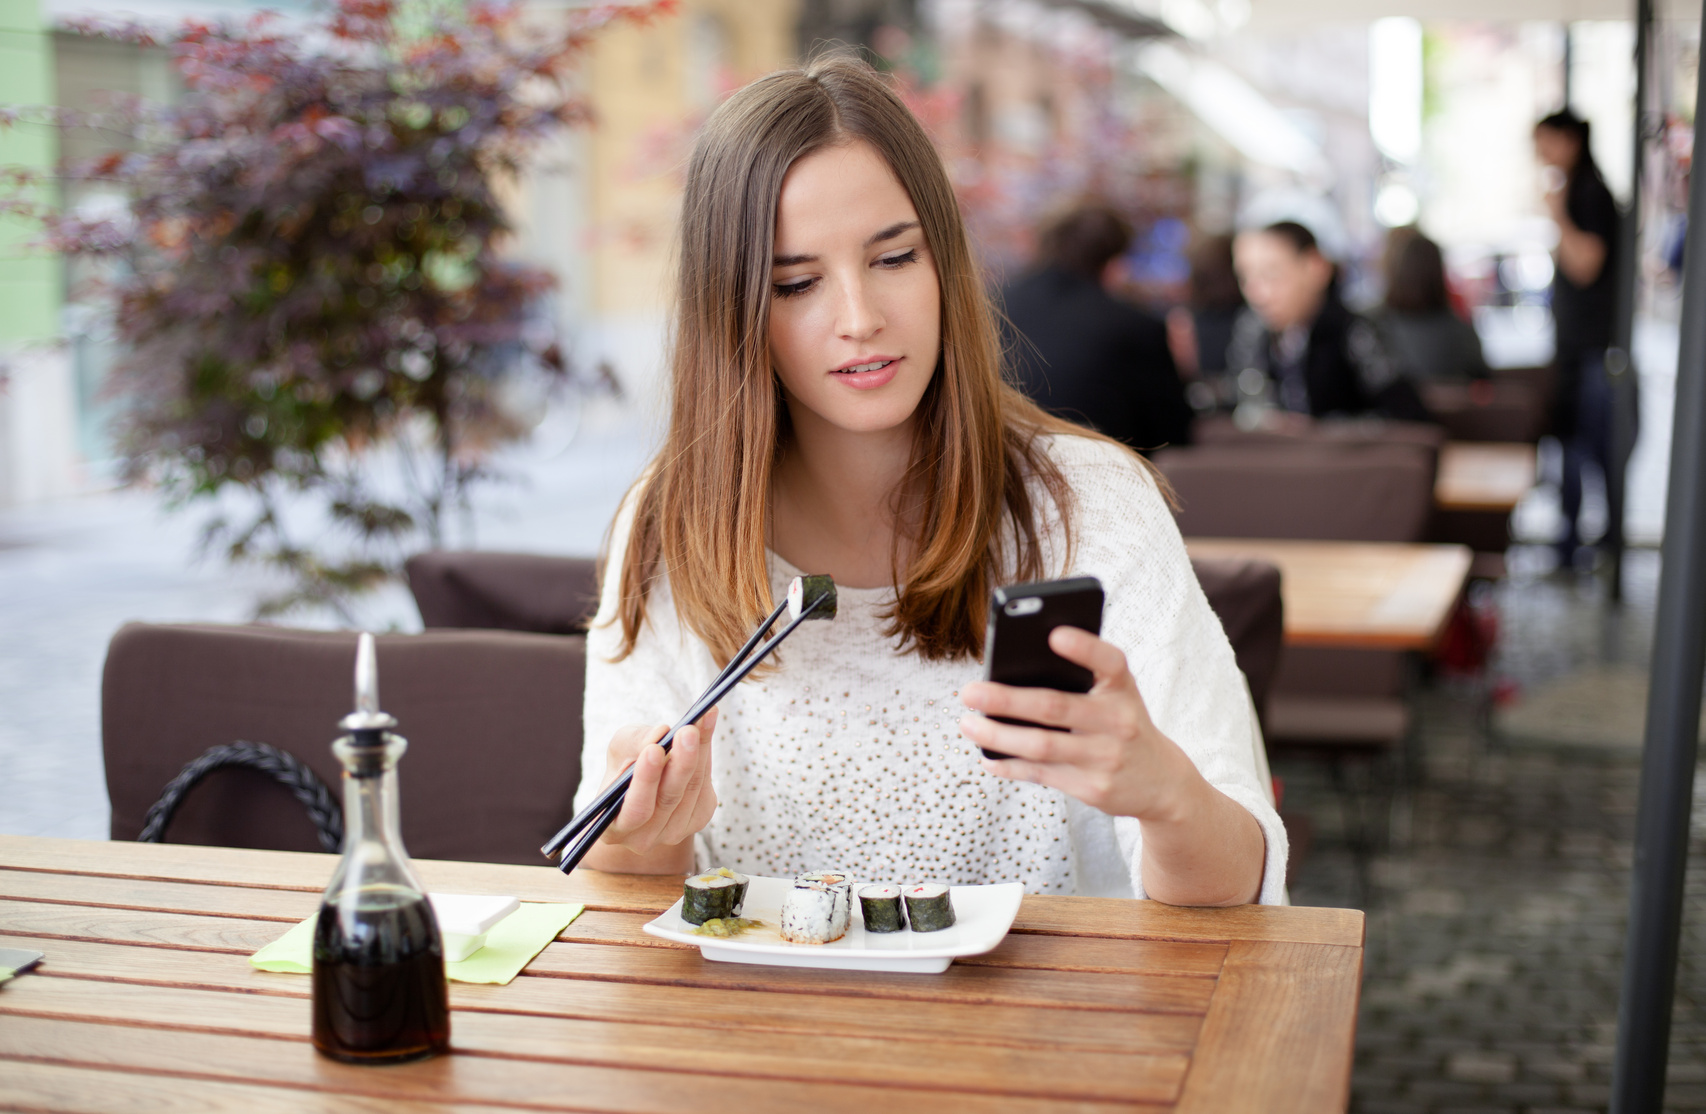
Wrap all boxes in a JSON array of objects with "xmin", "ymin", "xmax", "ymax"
[
  {"xmin": 1372, "ymin": 228, "xmax": 1490, "ymax": 384},
  {"xmin": 1226, "ymin": 221, "xmax": 1431, "ymax": 423},
  {"xmin": 1001, "ymin": 203, "xmax": 1194, "ymax": 452},
  {"xmin": 1534, "ymin": 109, "xmax": 1620, "ymax": 570}
]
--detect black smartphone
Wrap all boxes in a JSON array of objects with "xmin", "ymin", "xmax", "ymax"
[{"xmin": 978, "ymin": 576, "xmax": 1105, "ymax": 759}]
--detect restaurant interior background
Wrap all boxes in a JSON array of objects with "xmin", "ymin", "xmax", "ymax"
[{"xmin": 2, "ymin": 0, "xmax": 1705, "ymax": 1107}]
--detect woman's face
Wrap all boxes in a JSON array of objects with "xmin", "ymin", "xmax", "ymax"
[
  {"xmin": 1534, "ymin": 126, "xmax": 1581, "ymax": 171},
  {"xmin": 767, "ymin": 140, "xmax": 941, "ymax": 439},
  {"xmin": 1233, "ymin": 230, "xmax": 1332, "ymax": 333}
]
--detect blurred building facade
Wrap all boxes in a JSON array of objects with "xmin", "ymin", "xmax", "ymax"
[{"xmin": 0, "ymin": 0, "xmax": 1687, "ymax": 505}]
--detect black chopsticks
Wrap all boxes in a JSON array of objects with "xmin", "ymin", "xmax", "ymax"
[{"xmin": 541, "ymin": 576, "xmax": 836, "ymax": 873}]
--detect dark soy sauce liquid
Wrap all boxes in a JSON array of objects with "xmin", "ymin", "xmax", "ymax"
[{"xmin": 312, "ymin": 885, "xmax": 450, "ymax": 1063}]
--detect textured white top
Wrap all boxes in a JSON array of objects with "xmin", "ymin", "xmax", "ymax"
[{"xmin": 579, "ymin": 434, "xmax": 1288, "ymax": 903}]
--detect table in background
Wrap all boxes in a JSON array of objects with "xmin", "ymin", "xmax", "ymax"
[
  {"xmin": 1186, "ymin": 538, "xmax": 1473, "ymax": 651},
  {"xmin": 0, "ymin": 835, "xmax": 1363, "ymax": 1113},
  {"xmin": 1435, "ymin": 442, "xmax": 1538, "ymax": 513}
]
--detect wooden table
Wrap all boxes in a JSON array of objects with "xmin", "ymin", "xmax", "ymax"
[
  {"xmin": 1435, "ymin": 442, "xmax": 1538, "ymax": 513},
  {"xmin": 0, "ymin": 835, "xmax": 1364, "ymax": 1112},
  {"xmin": 1187, "ymin": 538, "xmax": 1473, "ymax": 651}
]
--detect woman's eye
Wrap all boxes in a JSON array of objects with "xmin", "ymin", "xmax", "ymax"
[
  {"xmin": 877, "ymin": 248, "xmax": 919, "ymax": 269},
  {"xmin": 773, "ymin": 277, "xmax": 815, "ymax": 298}
]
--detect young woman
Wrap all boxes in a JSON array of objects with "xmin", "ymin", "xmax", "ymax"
[
  {"xmin": 1533, "ymin": 109, "xmax": 1621, "ymax": 570},
  {"xmin": 575, "ymin": 56, "xmax": 1285, "ymax": 906}
]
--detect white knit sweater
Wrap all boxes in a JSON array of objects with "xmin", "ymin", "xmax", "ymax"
[{"xmin": 579, "ymin": 434, "xmax": 1288, "ymax": 903}]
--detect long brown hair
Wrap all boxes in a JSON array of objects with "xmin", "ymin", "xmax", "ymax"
[{"xmin": 611, "ymin": 55, "xmax": 1092, "ymax": 666}]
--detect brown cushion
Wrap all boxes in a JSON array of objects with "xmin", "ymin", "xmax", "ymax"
[
  {"xmin": 1190, "ymin": 556, "xmax": 1283, "ymax": 718},
  {"xmin": 102, "ymin": 623, "xmax": 584, "ymax": 865},
  {"xmin": 406, "ymin": 551, "xmax": 599, "ymax": 634},
  {"xmin": 1155, "ymin": 442, "xmax": 1436, "ymax": 543},
  {"xmin": 1191, "ymin": 413, "xmax": 1447, "ymax": 454},
  {"xmin": 1420, "ymin": 380, "xmax": 1545, "ymax": 443},
  {"xmin": 1274, "ymin": 646, "xmax": 1405, "ymax": 699},
  {"xmin": 1264, "ymin": 695, "xmax": 1410, "ymax": 748}
]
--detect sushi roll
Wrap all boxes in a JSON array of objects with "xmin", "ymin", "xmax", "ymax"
[
  {"xmin": 903, "ymin": 883, "xmax": 956, "ymax": 932},
  {"xmin": 681, "ymin": 867, "xmax": 748, "ymax": 926},
  {"xmin": 858, "ymin": 883, "xmax": 906, "ymax": 933},
  {"xmin": 779, "ymin": 872, "xmax": 852, "ymax": 944}
]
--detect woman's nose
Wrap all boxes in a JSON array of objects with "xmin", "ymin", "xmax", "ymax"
[{"xmin": 835, "ymin": 275, "xmax": 884, "ymax": 341}]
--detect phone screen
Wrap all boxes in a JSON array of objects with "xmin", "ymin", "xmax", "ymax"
[{"xmin": 978, "ymin": 576, "xmax": 1104, "ymax": 759}]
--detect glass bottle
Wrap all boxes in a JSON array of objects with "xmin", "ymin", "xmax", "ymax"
[{"xmin": 311, "ymin": 633, "xmax": 450, "ymax": 1064}]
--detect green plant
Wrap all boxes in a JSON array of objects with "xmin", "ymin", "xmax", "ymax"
[{"xmin": 4, "ymin": 0, "xmax": 668, "ymax": 620}]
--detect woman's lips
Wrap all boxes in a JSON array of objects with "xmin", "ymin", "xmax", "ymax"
[{"xmin": 828, "ymin": 357, "xmax": 899, "ymax": 390}]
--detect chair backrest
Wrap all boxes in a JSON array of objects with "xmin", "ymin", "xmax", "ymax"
[
  {"xmin": 1190, "ymin": 556, "xmax": 1284, "ymax": 720},
  {"xmin": 1192, "ymin": 414, "xmax": 1446, "ymax": 470},
  {"xmin": 1155, "ymin": 441, "xmax": 1436, "ymax": 543},
  {"xmin": 103, "ymin": 623, "xmax": 584, "ymax": 865},
  {"xmin": 1419, "ymin": 380, "xmax": 1544, "ymax": 443},
  {"xmin": 406, "ymin": 551, "xmax": 599, "ymax": 634}
]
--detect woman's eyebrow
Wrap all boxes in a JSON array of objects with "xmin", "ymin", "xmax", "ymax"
[
  {"xmin": 866, "ymin": 219, "xmax": 920, "ymax": 246},
  {"xmin": 771, "ymin": 220, "xmax": 922, "ymax": 268}
]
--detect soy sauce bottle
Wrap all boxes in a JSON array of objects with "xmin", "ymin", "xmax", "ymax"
[{"xmin": 312, "ymin": 633, "xmax": 450, "ymax": 1064}]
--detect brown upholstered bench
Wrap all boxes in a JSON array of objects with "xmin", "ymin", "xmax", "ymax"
[{"xmin": 103, "ymin": 623, "xmax": 585, "ymax": 865}]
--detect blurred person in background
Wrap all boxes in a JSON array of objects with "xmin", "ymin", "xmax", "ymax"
[
  {"xmin": 1534, "ymin": 109, "xmax": 1619, "ymax": 569},
  {"xmin": 1001, "ymin": 203, "xmax": 1194, "ymax": 452},
  {"xmin": 1227, "ymin": 220, "xmax": 1431, "ymax": 422},
  {"xmin": 1166, "ymin": 233, "xmax": 1244, "ymax": 381},
  {"xmin": 1371, "ymin": 227, "xmax": 1490, "ymax": 383}
]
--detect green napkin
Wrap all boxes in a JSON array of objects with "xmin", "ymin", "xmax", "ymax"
[
  {"xmin": 0, "ymin": 967, "xmax": 14, "ymax": 986},
  {"xmin": 250, "ymin": 902, "xmax": 583, "ymax": 986}
]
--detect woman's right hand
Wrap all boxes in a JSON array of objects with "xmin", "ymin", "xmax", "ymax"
[{"xmin": 583, "ymin": 710, "xmax": 719, "ymax": 872}]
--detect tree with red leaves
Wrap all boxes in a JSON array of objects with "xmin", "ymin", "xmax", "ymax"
[{"xmin": 1, "ymin": 0, "xmax": 672, "ymax": 620}]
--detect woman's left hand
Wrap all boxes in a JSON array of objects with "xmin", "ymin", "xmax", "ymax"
[{"xmin": 957, "ymin": 625, "xmax": 1192, "ymax": 821}]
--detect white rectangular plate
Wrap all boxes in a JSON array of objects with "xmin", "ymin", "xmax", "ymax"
[{"xmin": 642, "ymin": 875, "xmax": 1024, "ymax": 973}]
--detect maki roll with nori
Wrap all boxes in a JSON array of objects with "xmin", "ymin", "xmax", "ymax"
[
  {"xmin": 903, "ymin": 883, "xmax": 956, "ymax": 932},
  {"xmin": 779, "ymin": 872, "xmax": 852, "ymax": 944},
  {"xmin": 858, "ymin": 883, "xmax": 906, "ymax": 933},
  {"xmin": 681, "ymin": 868, "xmax": 748, "ymax": 926}
]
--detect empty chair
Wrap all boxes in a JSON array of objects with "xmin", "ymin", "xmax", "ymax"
[
  {"xmin": 1155, "ymin": 441, "xmax": 1437, "ymax": 543},
  {"xmin": 406, "ymin": 551, "xmax": 599, "ymax": 634},
  {"xmin": 1190, "ymin": 555, "xmax": 1284, "ymax": 723},
  {"xmin": 1157, "ymin": 441, "xmax": 1442, "ymax": 873},
  {"xmin": 1419, "ymin": 379, "xmax": 1545, "ymax": 444},
  {"xmin": 103, "ymin": 623, "xmax": 584, "ymax": 865}
]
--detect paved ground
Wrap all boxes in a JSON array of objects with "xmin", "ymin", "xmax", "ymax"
[
  {"xmin": 1278, "ymin": 545, "xmax": 1706, "ymax": 1112},
  {"xmin": 0, "ymin": 400, "xmax": 652, "ymax": 839}
]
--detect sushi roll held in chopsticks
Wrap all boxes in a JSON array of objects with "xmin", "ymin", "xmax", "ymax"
[
  {"xmin": 858, "ymin": 883, "xmax": 907, "ymax": 933},
  {"xmin": 903, "ymin": 883, "xmax": 956, "ymax": 932},
  {"xmin": 779, "ymin": 872, "xmax": 852, "ymax": 944},
  {"xmin": 681, "ymin": 868, "xmax": 749, "ymax": 926}
]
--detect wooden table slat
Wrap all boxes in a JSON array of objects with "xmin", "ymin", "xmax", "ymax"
[
  {"xmin": 0, "ymin": 835, "xmax": 683, "ymax": 911},
  {"xmin": 0, "ymin": 899, "xmax": 1217, "ymax": 1015},
  {"xmin": 0, "ymin": 1021, "xmax": 1159, "ymax": 1113},
  {"xmin": 0, "ymin": 1057, "xmax": 519, "ymax": 1114},
  {"xmin": 0, "ymin": 933, "xmax": 1202, "ymax": 1056},
  {"xmin": 1015, "ymin": 893, "xmax": 1366, "ymax": 948},
  {"xmin": 0, "ymin": 869, "xmax": 1234, "ymax": 979},
  {"xmin": 0, "ymin": 975, "xmax": 1189, "ymax": 1103},
  {"xmin": 1172, "ymin": 940, "xmax": 1364, "ymax": 1113}
]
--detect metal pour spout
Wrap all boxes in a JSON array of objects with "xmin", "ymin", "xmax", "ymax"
[{"xmin": 339, "ymin": 632, "xmax": 398, "ymax": 732}]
